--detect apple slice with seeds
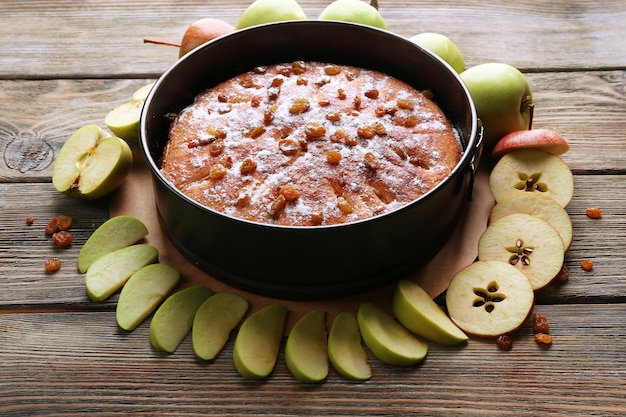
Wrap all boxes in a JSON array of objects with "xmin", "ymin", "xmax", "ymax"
[
  {"xmin": 446, "ymin": 260, "xmax": 535, "ymax": 338},
  {"xmin": 491, "ymin": 128, "xmax": 570, "ymax": 159},
  {"xmin": 192, "ymin": 292, "xmax": 249, "ymax": 361},
  {"xmin": 328, "ymin": 311, "xmax": 372, "ymax": 381},
  {"xmin": 478, "ymin": 213, "xmax": 565, "ymax": 291},
  {"xmin": 285, "ymin": 309, "xmax": 328, "ymax": 383},
  {"xmin": 489, "ymin": 149, "xmax": 574, "ymax": 207},
  {"xmin": 490, "ymin": 193, "xmax": 573, "ymax": 251}
]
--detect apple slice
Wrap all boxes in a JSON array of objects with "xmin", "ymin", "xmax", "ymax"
[
  {"xmin": 392, "ymin": 280, "xmax": 468, "ymax": 346},
  {"xmin": 489, "ymin": 149, "xmax": 574, "ymax": 207},
  {"xmin": 233, "ymin": 304, "xmax": 288, "ymax": 380},
  {"xmin": 285, "ymin": 309, "xmax": 328, "ymax": 383},
  {"xmin": 52, "ymin": 124, "xmax": 132, "ymax": 200},
  {"xmin": 192, "ymin": 292, "xmax": 249, "ymax": 361},
  {"xmin": 478, "ymin": 213, "xmax": 565, "ymax": 291},
  {"xmin": 446, "ymin": 260, "xmax": 535, "ymax": 338},
  {"xmin": 105, "ymin": 82, "xmax": 155, "ymax": 144},
  {"xmin": 77, "ymin": 215, "xmax": 148, "ymax": 273},
  {"xmin": 492, "ymin": 128, "xmax": 570, "ymax": 159},
  {"xmin": 85, "ymin": 244, "xmax": 158, "ymax": 301},
  {"xmin": 149, "ymin": 285, "xmax": 214, "ymax": 353},
  {"xmin": 131, "ymin": 82, "xmax": 155, "ymax": 101},
  {"xmin": 490, "ymin": 193, "xmax": 573, "ymax": 251},
  {"xmin": 357, "ymin": 302, "xmax": 428, "ymax": 366},
  {"xmin": 328, "ymin": 311, "xmax": 372, "ymax": 381},
  {"xmin": 116, "ymin": 263, "xmax": 181, "ymax": 331}
]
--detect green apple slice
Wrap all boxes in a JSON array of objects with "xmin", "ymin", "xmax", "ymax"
[
  {"xmin": 285, "ymin": 309, "xmax": 328, "ymax": 383},
  {"xmin": 357, "ymin": 302, "xmax": 428, "ymax": 366},
  {"xmin": 149, "ymin": 286, "xmax": 214, "ymax": 353},
  {"xmin": 85, "ymin": 244, "xmax": 158, "ymax": 301},
  {"xmin": 392, "ymin": 280, "xmax": 468, "ymax": 346},
  {"xmin": 192, "ymin": 292, "xmax": 249, "ymax": 361},
  {"xmin": 131, "ymin": 82, "xmax": 155, "ymax": 101},
  {"xmin": 116, "ymin": 263, "xmax": 181, "ymax": 331},
  {"xmin": 52, "ymin": 124, "xmax": 132, "ymax": 200},
  {"xmin": 328, "ymin": 311, "xmax": 372, "ymax": 381},
  {"xmin": 78, "ymin": 215, "xmax": 148, "ymax": 273},
  {"xmin": 104, "ymin": 99, "xmax": 144, "ymax": 144},
  {"xmin": 233, "ymin": 304, "xmax": 288, "ymax": 380}
]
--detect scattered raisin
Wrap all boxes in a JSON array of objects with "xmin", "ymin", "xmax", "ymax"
[
  {"xmin": 45, "ymin": 217, "xmax": 60, "ymax": 235},
  {"xmin": 326, "ymin": 112, "xmax": 342, "ymax": 123},
  {"xmin": 533, "ymin": 313, "xmax": 550, "ymax": 333},
  {"xmin": 357, "ymin": 125, "xmax": 375, "ymax": 139},
  {"xmin": 304, "ymin": 122, "xmax": 326, "ymax": 139},
  {"xmin": 534, "ymin": 333, "xmax": 553, "ymax": 346},
  {"xmin": 289, "ymin": 98, "xmax": 310, "ymax": 114},
  {"xmin": 44, "ymin": 257, "xmax": 62, "ymax": 272},
  {"xmin": 371, "ymin": 121, "xmax": 387, "ymax": 136},
  {"xmin": 585, "ymin": 207, "xmax": 602, "ymax": 219},
  {"xmin": 278, "ymin": 139, "xmax": 300, "ymax": 156},
  {"xmin": 337, "ymin": 88, "xmax": 347, "ymax": 100},
  {"xmin": 364, "ymin": 152, "xmax": 380, "ymax": 170},
  {"xmin": 581, "ymin": 259, "xmax": 594, "ymax": 271},
  {"xmin": 279, "ymin": 185, "xmax": 299, "ymax": 202},
  {"xmin": 324, "ymin": 65, "xmax": 341, "ymax": 76},
  {"xmin": 311, "ymin": 212, "xmax": 324, "ymax": 225},
  {"xmin": 217, "ymin": 93, "xmax": 228, "ymax": 103},
  {"xmin": 270, "ymin": 195, "xmax": 287, "ymax": 218},
  {"xmin": 496, "ymin": 334, "xmax": 513, "ymax": 350},
  {"xmin": 297, "ymin": 76, "xmax": 308, "ymax": 86},
  {"xmin": 249, "ymin": 126, "xmax": 266, "ymax": 139},
  {"xmin": 291, "ymin": 61, "xmax": 307, "ymax": 74},
  {"xmin": 209, "ymin": 164, "xmax": 227, "ymax": 180},
  {"xmin": 326, "ymin": 149, "xmax": 342, "ymax": 164},
  {"xmin": 397, "ymin": 98, "xmax": 415, "ymax": 110},
  {"xmin": 251, "ymin": 97, "xmax": 261, "ymax": 107},
  {"xmin": 52, "ymin": 231, "xmax": 73, "ymax": 248},
  {"xmin": 26, "ymin": 215, "xmax": 34, "ymax": 225},
  {"xmin": 337, "ymin": 196, "xmax": 353, "ymax": 214},
  {"xmin": 209, "ymin": 139, "xmax": 225, "ymax": 157},
  {"xmin": 364, "ymin": 88, "xmax": 379, "ymax": 99},
  {"xmin": 353, "ymin": 95, "xmax": 362, "ymax": 110},
  {"xmin": 554, "ymin": 264, "xmax": 569, "ymax": 283},
  {"xmin": 239, "ymin": 158, "xmax": 257, "ymax": 175}
]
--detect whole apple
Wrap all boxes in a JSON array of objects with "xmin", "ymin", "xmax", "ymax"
[
  {"xmin": 460, "ymin": 63, "xmax": 533, "ymax": 149},
  {"xmin": 318, "ymin": 0, "xmax": 388, "ymax": 30},
  {"xmin": 236, "ymin": 0, "xmax": 307, "ymax": 29},
  {"xmin": 409, "ymin": 32, "xmax": 465, "ymax": 74},
  {"xmin": 179, "ymin": 18, "xmax": 235, "ymax": 57}
]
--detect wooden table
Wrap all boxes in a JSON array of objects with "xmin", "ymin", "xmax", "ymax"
[{"xmin": 2, "ymin": 1, "xmax": 625, "ymax": 415}]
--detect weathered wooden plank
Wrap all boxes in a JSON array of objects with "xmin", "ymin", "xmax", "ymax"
[{"xmin": 0, "ymin": 304, "xmax": 625, "ymax": 416}]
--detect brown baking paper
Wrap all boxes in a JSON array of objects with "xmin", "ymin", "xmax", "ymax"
[{"xmin": 111, "ymin": 147, "xmax": 494, "ymax": 331}]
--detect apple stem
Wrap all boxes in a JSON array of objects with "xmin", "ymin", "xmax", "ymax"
[
  {"xmin": 143, "ymin": 38, "xmax": 181, "ymax": 48},
  {"xmin": 528, "ymin": 101, "xmax": 535, "ymax": 130},
  {"xmin": 370, "ymin": 0, "xmax": 379, "ymax": 10}
]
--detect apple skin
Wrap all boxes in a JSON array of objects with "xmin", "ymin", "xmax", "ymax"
[
  {"xmin": 318, "ymin": 0, "xmax": 388, "ymax": 29},
  {"xmin": 409, "ymin": 32, "xmax": 465, "ymax": 74},
  {"xmin": 460, "ymin": 63, "xmax": 533, "ymax": 150},
  {"xmin": 179, "ymin": 18, "xmax": 235, "ymax": 57},
  {"xmin": 236, "ymin": 0, "xmax": 307, "ymax": 29},
  {"xmin": 492, "ymin": 128, "xmax": 570, "ymax": 159}
]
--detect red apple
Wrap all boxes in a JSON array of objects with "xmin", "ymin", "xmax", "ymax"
[{"xmin": 492, "ymin": 128, "xmax": 570, "ymax": 159}]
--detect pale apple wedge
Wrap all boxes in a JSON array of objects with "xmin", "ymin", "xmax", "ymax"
[
  {"xmin": 392, "ymin": 280, "xmax": 468, "ymax": 346},
  {"xmin": 52, "ymin": 124, "xmax": 132, "ymax": 200},
  {"xmin": 490, "ymin": 193, "xmax": 573, "ymax": 251},
  {"xmin": 357, "ymin": 302, "xmax": 428, "ymax": 366},
  {"xmin": 192, "ymin": 292, "xmax": 249, "ymax": 361},
  {"xmin": 116, "ymin": 263, "xmax": 181, "ymax": 331},
  {"xmin": 328, "ymin": 311, "xmax": 372, "ymax": 381},
  {"xmin": 492, "ymin": 128, "xmax": 570, "ymax": 159},
  {"xmin": 149, "ymin": 286, "xmax": 214, "ymax": 353},
  {"xmin": 446, "ymin": 260, "xmax": 535, "ymax": 338},
  {"xmin": 131, "ymin": 82, "xmax": 155, "ymax": 101},
  {"xmin": 489, "ymin": 149, "xmax": 574, "ymax": 207},
  {"xmin": 233, "ymin": 304, "xmax": 288, "ymax": 380},
  {"xmin": 478, "ymin": 213, "xmax": 565, "ymax": 291},
  {"xmin": 285, "ymin": 309, "xmax": 328, "ymax": 383},
  {"xmin": 105, "ymin": 99, "xmax": 144, "ymax": 144},
  {"xmin": 77, "ymin": 215, "xmax": 148, "ymax": 273}
]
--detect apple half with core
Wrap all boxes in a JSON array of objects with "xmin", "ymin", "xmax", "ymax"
[
  {"xmin": 285, "ymin": 309, "xmax": 328, "ymax": 383},
  {"xmin": 236, "ymin": 0, "xmax": 307, "ymax": 29},
  {"xmin": 328, "ymin": 311, "xmax": 372, "ymax": 381},
  {"xmin": 492, "ymin": 128, "xmax": 570, "ymax": 159},
  {"xmin": 52, "ymin": 124, "xmax": 132, "ymax": 200},
  {"xmin": 409, "ymin": 32, "xmax": 465, "ymax": 74},
  {"xmin": 460, "ymin": 63, "xmax": 533, "ymax": 149}
]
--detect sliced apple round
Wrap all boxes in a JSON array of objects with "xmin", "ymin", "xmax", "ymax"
[
  {"xmin": 85, "ymin": 244, "xmax": 158, "ymax": 301},
  {"xmin": 192, "ymin": 292, "xmax": 249, "ymax": 361},
  {"xmin": 78, "ymin": 215, "xmax": 148, "ymax": 273},
  {"xmin": 489, "ymin": 149, "xmax": 574, "ymax": 207},
  {"xmin": 490, "ymin": 193, "xmax": 573, "ymax": 251},
  {"xmin": 478, "ymin": 213, "xmax": 565, "ymax": 291},
  {"xmin": 357, "ymin": 302, "xmax": 428, "ymax": 366},
  {"xmin": 392, "ymin": 280, "xmax": 468, "ymax": 346},
  {"xmin": 233, "ymin": 304, "xmax": 288, "ymax": 380},
  {"xmin": 446, "ymin": 260, "xmax": 535, "ymax": 338},
  {"xmin": 116, "ymin": 263, "xmax": 181, "ymax": 331},
  {"xmin": 328, "ymin": 311, "xmax": 372, "ymax": 381},
  {"xmin": 149, "ymin": 285, "xmax": 214, "ymax": 353},
  {"xmin": 491, "ymin": 128, "xmax": 570, "ymax": 159},
  {"xmin": 285, "ymin": 309, "xmax": 328, "ymax": 383}
]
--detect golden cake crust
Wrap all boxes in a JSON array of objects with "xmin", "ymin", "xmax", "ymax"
[{"xmin": 160, "ymin": 61, "xmax": 462, "ymax": 226}]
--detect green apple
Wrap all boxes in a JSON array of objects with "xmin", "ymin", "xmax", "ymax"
[
  {"xmin": 409, "ymin": 32, "xmax": 465, "ymax": 74},
  {"xmin": 236, "ymin": 0, "xmax": 307, "ymax": 29},
  {"xmin": 318, "ymin": 0, "xmax": 387, "ymax": 30},
  {"xmin": 460, "ymin": 63, "xmax": 533, "ymax": 149},
  {"xmin": 328, "ymin": 311, "xmax": 372, "ymax": 381},
  {"xmin": 233, "ymin": 304, "xmax": 288, "ymax": 380},
  {"xmin": 357, "ymin": 302, "xmax": 428, "ymax": 366},
  {"xmin": 192, "ymin": 292, "xmax": 249, "ymax": 361},
  {"xmin": 149, "ymin": 286, "xmax": 214, "ymax": 353},
  {"xmin": 85, "ymin": 244, "xmax": 158, "ymax": 301},
  {"xmin": 77, "ymin": 215, "xmax": 148, "ymax": 273},
  {"xmin": 105, "ymin": 82, "xmax": 155, "ymax": 144},
  {"xmin": 392, "ymin": 280, "xmax": 468, "ymax": 346},
  {"xmin": 285, "ymin": 309, "xmax": 328, "ymax": 383},
  {"xmin": 116, "ymin": 263, "xmax": 181, "ymax": 331},
  {"xmin": 52, "ymin": 124, "xmax": 133, "ymax": 200}
]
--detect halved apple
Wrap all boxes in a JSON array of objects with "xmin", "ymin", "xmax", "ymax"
[
  {"xmin": 392, "ymin": 280, "xmax": 468, "ymax": 346},
  {"xmin": 492, "ymin": 128, "xmax": 570, "ymax": 159},
  {"xmin": 192, "ymin": 292, "xmax": 249, "ymax": 361},
  {"xmin": 52, "ymin": 124, "xmax": 132, "ymax": 200},
  {"xmin": 105, "ymin": 82, "xmax": 154, "ymax": 144},
  {"xmin": 285, "ymin": 309, "xmax": 328, "ymax": 383},
  {"xmin": 149, "ymin": 285, "xmax": 214, "ymax": 353},
  {"xmin": 328, "ymin": 311, "xmax": 372, "ymax": 381},
  {"xmin": 357, "ymin": 302, "xmax": 428, "ymax": 366}
]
